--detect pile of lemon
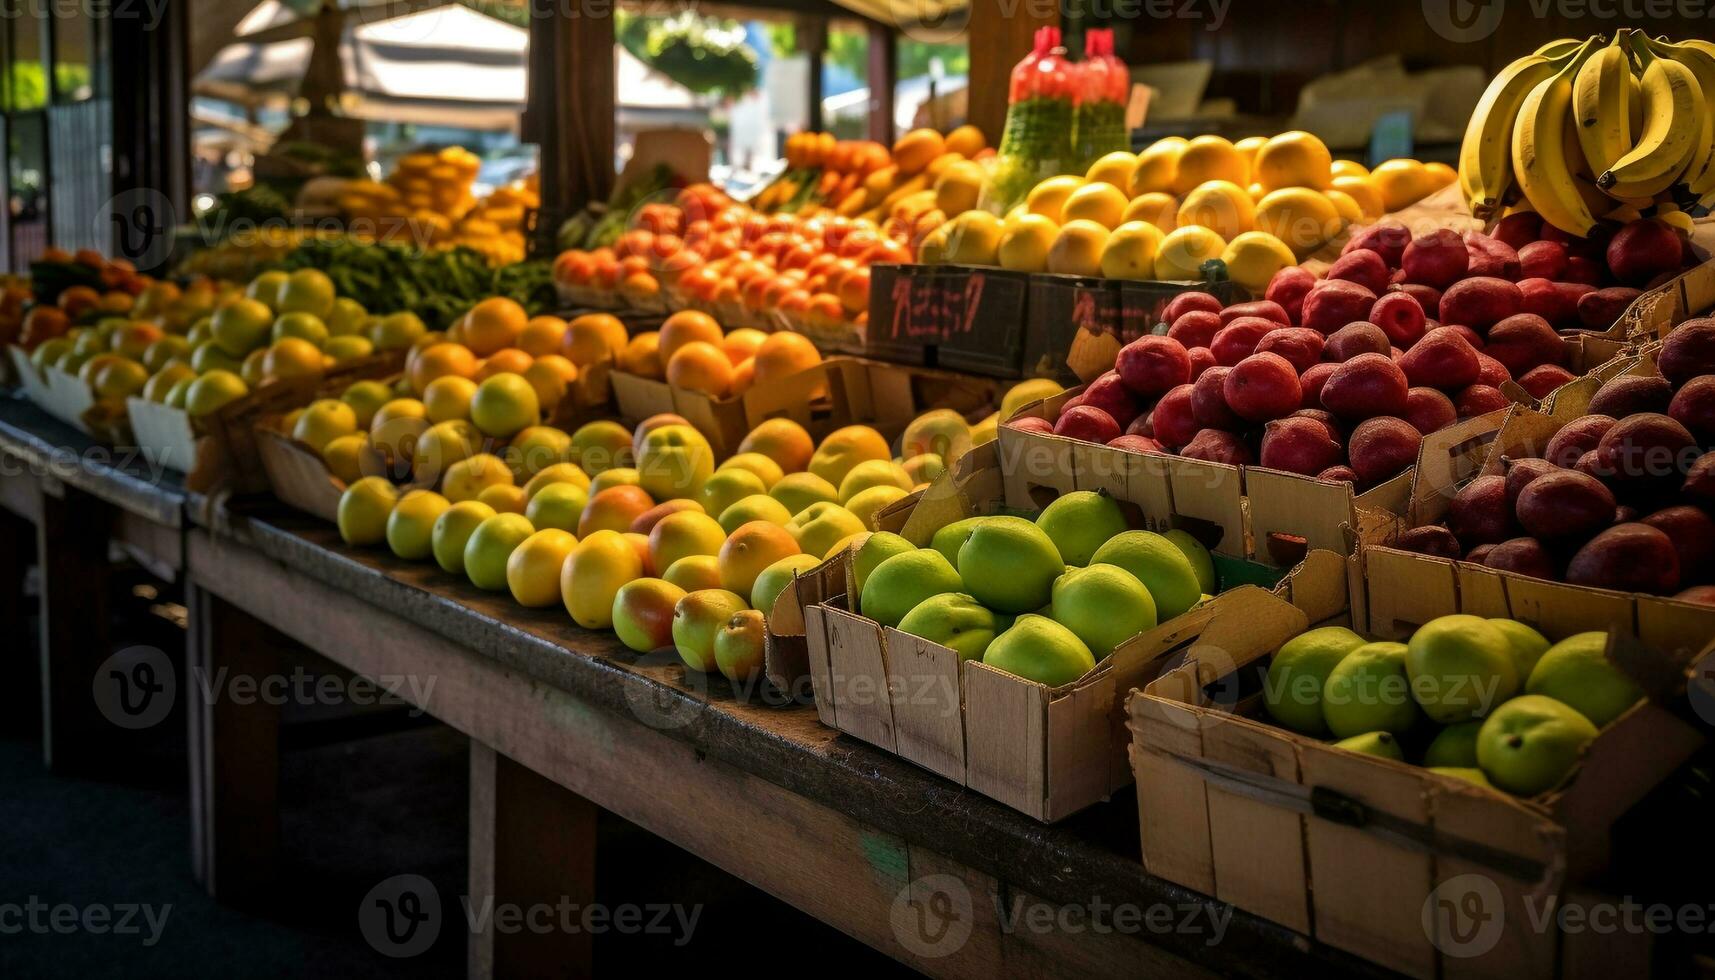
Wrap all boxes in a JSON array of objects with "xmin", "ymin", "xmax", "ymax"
[{"xmin": 920, "ymin": 132, "xmax": 1455, "ymax": 293}]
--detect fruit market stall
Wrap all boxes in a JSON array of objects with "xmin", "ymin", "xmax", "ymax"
[{"xmin": 12, "ymin": 5, "xmax": 1715, "ymax": 977}]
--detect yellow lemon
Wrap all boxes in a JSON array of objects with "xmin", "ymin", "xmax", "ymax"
[
  {"xmin": 1171, "ymin": 135, "xmax": 1249, "ymax": 196},
  {"xmin": 943, "ymin": 210, "xmax": 1004, "ymax": 266},
  {"xmin": 1130, "ymin": 137, "xmax": 1185, "ymax": 196},
  {"xmin": 1046, "ymin": 220, "xmax": 1111, "ymax": 277},
  {"xmin": 1025, "ymin": 175, "xmax": 1084, "ymax": 224},
  {"xmin": 1121, "ymin": 192, "xmax": 1179, "ymax": 234},
  {"xmin": 1331, "ymin": 175, "xmax": 1385, "ymax": 218},
  {"xmin": 998, "ymin": 213, "xmax": 1059, "ymax": 273},
  {"xmin": 1369, "ymin": 159, "xmax": 1435, "ymax": 212},
  {"xmin": 1424, "ymin": 161, "xmax": 1458, "ymax": 189},
  {"xmin": 1154, "ymin": 226, "xmax": 1227, "ymax": 282},
  {"xmin": 1253, "ymin": 131, "xmax": 1333, "ymax": 191},
  {"xmin": 1253, "ymin": 188, "xmax": 1342, "ymax": 259},
  {"xmin": 1324, "ymin": 189, "xmax": 1365, "ymax": 226},
  {"xmin": 1234, "ymin": 135, "xmax": 1269, "ymax": 170},
  {"xmin": 1176, "ymin": 180, "xmax": 1256, "ymax": 241},
  {"xmin": 1061, "ymin": 181, "xmax": 1129, "ymax": 230},
  {"xmin": 1220, "ymin": 232, "xmax": 1299, "ymax": 294},
  {"xmin": 1084, "ymin": 151, "xmax": 1139, "ymax": 191},
  {"xmin": 1098, "ymin": 222, "xmax": 1164, "ymax": 280},
  {"xmin": 1331, "ymin": 159, "xmax": 1371, "ymax": 180}
]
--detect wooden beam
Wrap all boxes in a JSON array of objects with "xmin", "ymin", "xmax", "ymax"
[
  {"xmin": 469, "ymin": 742, "xmax": 598, "ymax": 980},
  {"xmin": 866, "ymin": 21, "xmax": 896, "ymax": 144},
  {"xmin": 966, "ymin": 0, "xmax": 1058, "ymax": 148},
  {"xmin": 800, "ymin": 15, "xmax": 828, "ymax": 135},
  {"xmin": 528, "ymin": 2, "xmax": 615, "ymax": 254}
]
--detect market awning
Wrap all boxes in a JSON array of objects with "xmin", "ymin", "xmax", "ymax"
[{"xmin": 195, "ymin": 1, "xmax": 706, "ymax": 131}]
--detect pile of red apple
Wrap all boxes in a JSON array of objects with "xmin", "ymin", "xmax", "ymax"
[{"xmin": 1397, "ymin": 319, "xmax": 1715, "ymax": 603}]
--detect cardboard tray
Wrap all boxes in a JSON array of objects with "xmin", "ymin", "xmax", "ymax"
[
  {"xmin": 798, "ymin": 440, "xmax": 1302, "ymax": 822},
  {"xmin": 1126, "ymin": 547, "xmax": 1711, "ymax": 979},
  {"xmin": 610, "ymin": 355, "xmax": 1004, "ymax": 458},
  {"xmin": 7, "ymin": 345, "xmax": 51, "ymax": 405},
  {"xmin": 31, "ymin": 360, "xmax": 99, "ymax": 435},
  {"xmin": 996, "ymin": 384, "xmax": 1448, "ymax": 563},
  {"xmin": 1614, "ymin": 256, "xmax": 1715, "ymax": 343},
  {"xmin": 1361, "ymin": 345, "xmax": 1715, "ymax": 646}
]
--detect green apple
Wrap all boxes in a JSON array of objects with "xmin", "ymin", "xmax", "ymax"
[
  {"xmin": 385, "ymin": 489, "xmax": 451, "ymax": 560},
  {"xmin": 569, "ymin": 419, "xmax": 635, "ymax": 474},
  {"xmin": 341, "ymin": 380, "xmax": 395, "ymax": 430},
  {"xmin": 462, "ymin": 512, "xmax": 535, "ymax": 591},
  {"xmin": 983, "ymin": 614, "xmax": 1096, "ymax": 686},
  {"xmin": 859, "ymin": 550, "xmax": 963, "ymax": 628},
  {"xmin": 697, "ymin": 467, "xmax": 768, "ymax": 520},
  {"xmin": 750, "ymin": 554, "xmax": 823, "ymax": 614},
  {"xmin": 506, "ymin": 425, "xmax": 574, "ymax": 480},
  {"xmin": 1035, "ymin": 490, "xmax": 1128, "ymax": 566},
  {"xmin": 713, "ymin": 608, "xmax": 769, "ymax": 683},
  {"xmin": 897, "ymin": 593, "xmax": 1000, "ymax": 661},
  {"xmin": 1489, "ymin": 618, "xmax": 1551, "ymax": 681},
  {"xmin": 1162, "ymin": 529, "xmax": 1217, "ymax": 595},
  {"xmin": 785, "ymin": 501, "xmax": 865, "ymax": 559},
  {"xmin": 431, "ymin": 501, "xmax": 498, "ymax": 574},
  {"xmin": 718, "ymin": 494, "xmax": 793, "ymax": 535},
  {"xmin": 1422, "ymin": 720, "xmax": 1482, "ymax": 768},
  {"xmin": 1332, "ymin": 731, "xmax": 1403, "ymax": 760},
  {"xmin": 671, "ymin": 588, "xmax": 748, "ymax": 672},
  {"xmin": 853, "ymin": 531, "xmax": 916, "ymax": 595},
  {"xmin": 636, "ymin": 423, "xmax": 714, "ymax": 502},
  {"xmin": 209, "ymin": 297, "xmax": 274, "ymax": 356},
  {"xmin": 837, "ymin": 459, "xmax": 913, "ymax": 503},
  {"xmin": 929, "ymin": 516, "xmax": 986, "ymax": 568},
  {"xmin": 957, "ymin": 516, "xmax": 1063, "ymax": 614},
  {"xmin": 770, "ymin": 472, "xmax": 840, "ymax": 516},
  {"xmin": 1321, "ymin": 641, "xmax": 1420, "ymax": 738},
  {"xmin": 1089, "ymin": 530, "xmax": 1201, "ymax": 621},
  {"xmin": 272, "ymin": 311, "xmax": 329, "ymax": 347},
  {"xmin": 524, "ymin": 482, "xmax": 588, "ymax": 533},
  {"xmin": 1262, "ymin": 626, "xmax": 1366, "ymax": 735},
  {"xmin": 1428, "ymin": 766, "xmax": 1492, "ymax": 788},
  {"xmin": 1525, "ymin": 632, "xmax": 1644, "ymax": 728},
  {"xmin": 1476, "ymin": 694, "xmax": 1599, "ymax": 795},
  {"xmin": 1049, "ymin": 563, "xmax": 1156, "ymax": 658},
  {"xmin": 337, "ymin": 476, "xmax": 399, "ymax": 547},
  {"xmin": 1404, "ymin": 615, "xmax": 1520, "ymax": 724}
]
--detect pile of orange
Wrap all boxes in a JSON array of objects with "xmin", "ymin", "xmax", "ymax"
[{"xmin": 613, "ymin": 309, "xmax": 824, "ymax": 400}]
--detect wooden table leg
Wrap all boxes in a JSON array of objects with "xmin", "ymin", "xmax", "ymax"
[
  {"xmin": 37, "ymin": 480, "xmax": 115, "ymax": 774},
  {"xmin": 469, "ymin": 741, "xmax": 597, "ymax": 980},
  {"xmin": 0, "ymin": 505, "xmax": 36, "ymax": 738},
  {"xmin": 187, "ymin": 583, "xmax": 282, "ymax": 907}
]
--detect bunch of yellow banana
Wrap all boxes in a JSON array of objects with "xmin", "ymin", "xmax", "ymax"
[{"xmin": 1460, "ymin": 30, "xmax": 1715, "ymax": 235}]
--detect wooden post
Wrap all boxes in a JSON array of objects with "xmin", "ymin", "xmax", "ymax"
[
  {"xmin": 528, "ymin": 1, "xmax": 616, "ymax": 255},
  {"xmin": 469, "ymin": 742, "xmax": 598, "ymax": 980},
  {"xmin": 866, "ymin": 22, "xmax": 897, "ymax": 144},
  {"xmin": 107, "ymin": 0, "xmax": 191, "ymax": 271},
  {"xmin": 800, "ymin": 16, "xmax": 828, "ymax": 134},
  {"xmin": 36, "ymin": 480, "xmax": 114, "ymax": 774},
  {"xmin": 187, "ymin": 584, "xmax": 282, "ymax": 907},
  {"xmin": 0, "ymin": 502, "xmax": 36, "ymax": 739},
  {"xmin": 966, "ymin": 0, "xmax": 1059, "ymax": 147}
]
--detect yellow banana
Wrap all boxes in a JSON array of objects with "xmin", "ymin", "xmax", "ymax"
[
  {"xmin": 1572, "ymin": 33, "xmax": 1636, "ymax": 178},
  {"xmin": 1459, "ymin": 53, "xmax": 1562, "ymax": 218},
  {"xmin": 1513, "ymin": 38, "xmax": 1604, "ymax": 236},
  {"xmin": 1535, "ymin": 37, "xmax": 1586, "ymax": 59},
  {"xmin": 1644, "ymin": 35, "xmax": 1715, "ymax": 194},
  {"xmin": 1599, "ymin": 33, "xmax": 1702, "ymax": 199}
]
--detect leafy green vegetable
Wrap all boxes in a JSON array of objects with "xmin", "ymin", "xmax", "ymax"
[{"xmin": 278, "ymin": 237, "xmax": 554, "ymax": 329}]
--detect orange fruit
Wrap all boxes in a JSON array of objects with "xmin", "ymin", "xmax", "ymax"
[
  {"xmin": 476, "ymin": 348, "xmax": 534, "ymax": 380},
  {"xmin": 665, "ymin": 341, "xmax": 733, "ymax": 398},
  {"xmin": 517, "ymin": 315, "xmax": 568, "ymax": 356},
  {"xmin": 561, "ymin": 313, "xmax": 629, "ymax": 367},
  {"xmin": 720, "ymin": 328, "xmax": 768, "ymax": 365},
  {"xmin": 657, "ymin": 310, "xmax": 724, "ymax": 363},
  {"xmin": 618, "ymin": 331, "xmax": 664, "ymax": 379},
  {"xmin": 462, "ymin": 297, "xmax": 528, "ymax": 356},
  {"xmin": 752, "ymin": 331, "xmax": 822, "ymax": 386},
  {"xmin": 410, "ymin": 342, "xmax": 479, "ymax": 393},
  {"xmin": 738, "ymin": 418, "xmax": 815, "ymax": 474},
  {"xmin": 730, "ymin": 357, "xmax": 756, "ymax": 393}
]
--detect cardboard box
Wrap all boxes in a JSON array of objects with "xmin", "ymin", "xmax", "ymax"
[
  {"xmin": 1616, "ymin": 256, "xmax": 1715, "ymax": 343},
  {"xmin": 7, "ymin": 345, "xmax": 52, "ymax": 406},
  {"xmin": 996, "ymin": 384, "xmax": 1458, "ymax": 563},
  {"xmin": 1024, "ymin": 272, "xmax": 1121, "ymax": 384},
  {"xmin": 799, "ymin": 440, "xmax": 1301, "ymax": 821},
  {"xmin": 610, "ymin": 356, "xmax": 1003, "ymax": 458},
  {"xmin": 1126, "ymin": 547, "xmax": 1711, "ymax": 979},
  {"xmin": 35, "ymin": 362, "xmax": 98, "ymax": 434},
  {"xmin": 1363, "ymin": 347, "xmax": 1715, "ymax": 651}
]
